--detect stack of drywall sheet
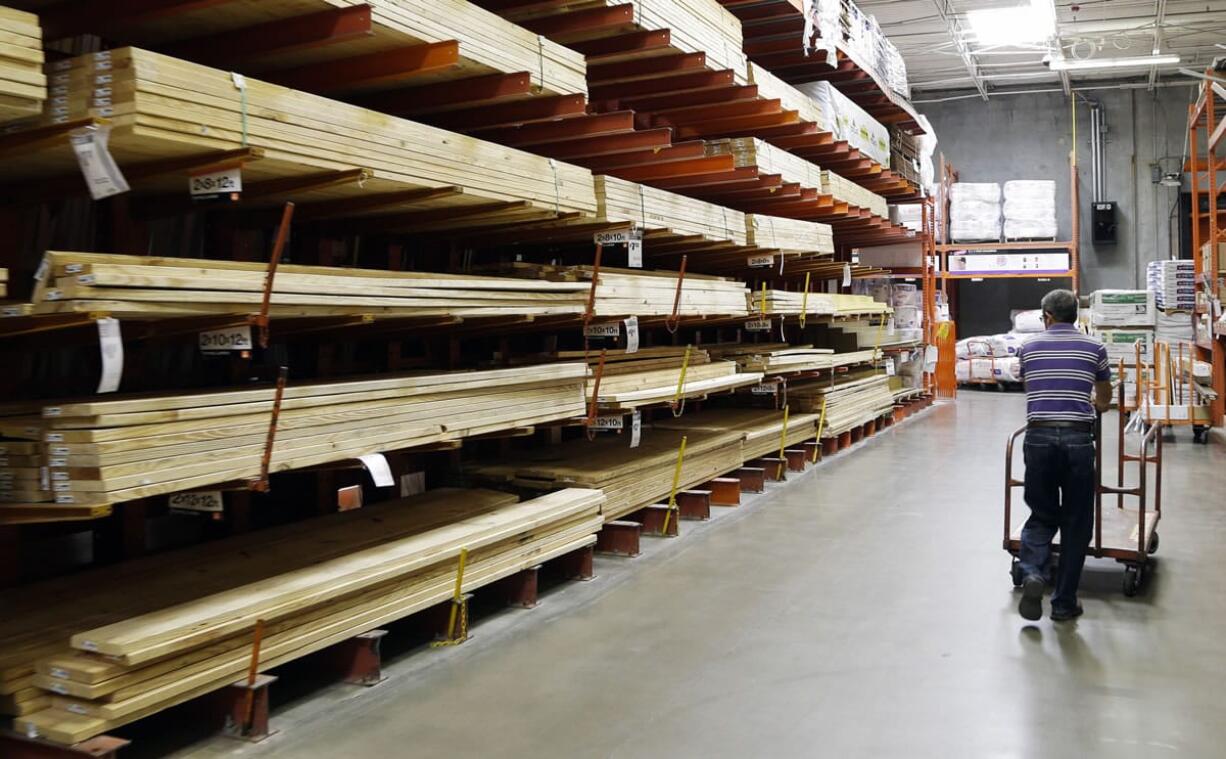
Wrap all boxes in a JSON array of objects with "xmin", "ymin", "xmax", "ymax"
[
  {"xmin": 0, "ymin": 5, "xmax": 42, "ymax": 123},
  {"xmin": 468, "ymin": 427, "xmax": 745, "ymax": 521},
  {"xmin": 793, "ymin": 80, "xmax": 890, "ymax": 165},
  {"xmin": 499, "ymin": 263, "xmax": 749, "ymax": 318},
  {"xmin": 745, "ymin": 214, "xmax": 834, "ymax": 256},
  {"xmin": 10, "ymin": 488, "xmax": 603, "ymax": 743},
  {"xmin": 789, "ymin": 372, "xmax": 894, "ymax": 434},
  {"xmin": 9, "ymin": 365, "xmax": 587, "ymax": 513},
  {"xmin": 570, "ymin": 349, "xmax": 763, "ymax": 410},
  {"xmin": 654, "ymin": 407, "xmax": 820, "ymax": 461},
  {"xmin": 821, "ymin": 170, "xmax": 888, "ymax": 217},
  {"xmin": 14, "ymin": 48, "xmax": 597, "ymax": 221},
  {"xmin": 747, "ymin": 63, "xmax": 825, "ymax": 128},
  {"xmin": 25, "ymin": 252, "xmax": 589, "ymax": 319},
  {"xmin": 597, "ymin": 176, "xmax": 747, "ymax": 245}
]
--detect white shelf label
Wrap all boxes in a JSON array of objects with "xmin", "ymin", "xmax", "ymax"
[
  {"xmin": 359, "ymin": 453, "xmax": 394, "ymax": 487},
  {"xmin": 751, "ymin": 382, "xmax": 780, "ymax": 395},
  {"xmin": 747, "ymin": 254, "xmax": 774, "ymax": 268},
  {"xmin": 96, "ymin": 318, "xmax": 123, "ymax": 394},
  {"xmin": 168, "ymin": 491, "xmax": 224, "ymax": 514},
  {"xmin": 624, "ymin": 316, "xmax": 639, "ymax": 354},
  {"xmin": 583, "ymin": 322, "xmax": 620, "ymax": 339},
  {"xmin": 745, "ymin": 318, "xmax": 771, "ymax": 332},
  {"xmin": 190, "ymin": 165, "xmax": 242, "ymax": 199},
  {"xmin": 199, "ymin": 324, "xmax": 253, "ymax": 353},
  {"xmin": 591, "ymin": 414, "xmax": 624, "ymax": 430}
]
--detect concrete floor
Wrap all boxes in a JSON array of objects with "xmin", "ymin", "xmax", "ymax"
[{"xmin": 172, "ymin": 393, "xmax": 1226, "ymax": 759}]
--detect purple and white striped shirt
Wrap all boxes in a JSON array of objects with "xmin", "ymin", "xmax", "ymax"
[{"xmin": 1017, "ymin": 324, "xmax": 1111, "ymax": 422}]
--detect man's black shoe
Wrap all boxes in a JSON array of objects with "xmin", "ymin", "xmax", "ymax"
[
  {"xmin": 1050, "ymin": 603, "xmax": 1084, "ymax": 622},
  {"xmin": 1018, "ymin": 575, "xmax": 1044, "ymax": 621}
]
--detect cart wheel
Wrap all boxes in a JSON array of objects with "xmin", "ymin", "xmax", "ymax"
[
  {"xmin": 1123, "ymin": 566, "xmax": 1140, "ymax": 597},
  {"xmin": 1010, "ymin": 559, "xmax": 1023, "ymax": 587},
  {"xmin": 1193, "ymin": 426, "xmax": 1209, "ymax": 444},
  {"xmin": 1147, "ymin": 531, "xmax": 1159, "ymax": 555}
]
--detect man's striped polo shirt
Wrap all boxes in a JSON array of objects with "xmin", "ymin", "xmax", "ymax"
[{"xmin": 1017, "ymin": 323, "xmax": 1111, "ymax": 422}]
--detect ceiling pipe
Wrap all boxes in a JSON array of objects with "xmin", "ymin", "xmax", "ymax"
[{"xmin": 911, "ymin": 78, "xmax": 1197, "ymax": 103}]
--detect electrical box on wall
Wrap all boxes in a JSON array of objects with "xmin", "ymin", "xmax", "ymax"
[{"xmin": 1092, "ymin": 201, "xmax": 1117, "ymax": 244}]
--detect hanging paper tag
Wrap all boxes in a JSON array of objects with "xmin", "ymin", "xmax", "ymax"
[
  {"xmin": 751, "ymin": 381, "xmax": 780, "ymax": 395},
  {"xmin": 885, "ymin": 361, "xmax": 896, "ymax": 377},
  {"xmin": 778, "ymin": 314, "xmax": 786, "ymax": 342},
  {"xmin": 71, "ymin": 126, "xmax": 130, "ymax": 200},
  {"xmin": 747, "ymin": 254, "xmax": 774, "ymax": 268},
  {"xmin": 925, "ymin": 344, "xmax": 939, "ymax": 371},
  {"xmin": 591, "ymin": 414, "xmax": 624, "ymax": 430},
  {"xmin": 842, "ymin": 263, "xmax": 852, "ymax": 287},
  {"xmin": 168, "ymin": 491, "xmax": 224, "ymax": 514},
  {"xmin": 96, "ymin": 318, "xmax": 123, "ymax": 393},
  {"xmin": 624, "ymin": 315, "xmax": 640, "ymax": 354},
  {"xmin": 745, "ymin": 318, "xmax": 771, "ymax": 332},
  {"xmin": 189, "ymin": 164, "xmax": 243, "ymax": 201},
  {"xmin": 358, "ymin": 453, "xmax": 394, "ymax": 487},
  {"xmin": 627, "ymin": 234, "xmax": 643, "ymax": 268},
  {"xmin": 887, "ymin": 317, "xmax": 896, "ymax": 336},
  {"xmin": 199, "ymin": 324, "xmax": 253, "ymax": 353},
  {"xmin": 630, "ymin": 410, "xmax": 642, "ymax": 448}
]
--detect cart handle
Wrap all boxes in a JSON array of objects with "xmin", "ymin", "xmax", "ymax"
[{"xmin": 1003, "ymin": 424, "xmax": 1027, "ymax": 549}]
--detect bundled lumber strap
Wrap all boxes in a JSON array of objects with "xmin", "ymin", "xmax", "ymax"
[
  {"xmin": 566, "ymin": 350, "xmax": 762, "ymax": 410},
  {"xmin": 10, "ymin": 364, "xmax": 587, "ymax": 510},
  {"xmin": 597, "ymin": 176, "xmax": 747, "ymax": 246},
  {"xmin": 821, "ymin": 170, "xmax": 888, "ymax": 217},
  {"xmin": 468, "ymin": 428, "xmax": 744, "ymax": 521},
  {"xmin": 9, "ymin": 488, "xmax": 603, "ymax": 742},
  {"xmin": 747, "ymin": 63, "xmax": 825, "ymax": 129},
  {"xmin": 26, "ymin": 251, "xmax": 588, "ymax": 319},
  {"xmin": 493, "ymin": 263, "xmax": 748, "ymax": 318},
  {"xmin": 654, "ymin": 407, "xmax": 819, "ymax": 461},
  {"xmin": 745, "ymin": 214, "xmax": 834, "ymax": 257},
  {"xmin": 789, "ymin": 372, "xmax": 894, "ymax": 435},
  {"xmin": 0, "ymin": 6, "xmax": 42, "ymax": 123},
  {"xmin": 706, "ymin": 139, "xmax": 887, "ymax": 216},
  {"xmin": 16, "ymin": 48, "xmax": 596, "ymax": 221}
]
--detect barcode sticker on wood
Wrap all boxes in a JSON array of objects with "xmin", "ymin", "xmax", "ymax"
[
  {"xmin": 199, "ymin": 325, "xmax": 253, "ymax": 353},
  {"xmin": 624, "ymin": 316, "xmax": 640, "ymax": 354}
]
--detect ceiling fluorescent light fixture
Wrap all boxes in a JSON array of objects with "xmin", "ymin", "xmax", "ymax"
[
  {"xmin": 1049, "ymin": 54, "xmax": 1181, "ymax": 71},
  {"xmin": 967, "ymin": 0, "xmax": 1055, "ymax": 47}
]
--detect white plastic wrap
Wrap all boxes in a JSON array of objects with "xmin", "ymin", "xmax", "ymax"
[
  {"xmin": 795, "ymin": 80, "xmax": 890, "ymax": 165},
  {"xmin": 949, "ymin": 183, "xmax": 1001, "ymax": 242},
  {"xmin": 890, "ymin": 203, "xmax": 923, "ymax": 232},
  {"xmin": 1012, "ymin": 310, "xmax": 1045, "ymax": 333},
  {"xmin": 956, "ymin": 337, "xmax": 993, "ymax": 358},
  {"xmin": 987, "ymin": 333, "xmax": 1027, "ymax": 357},
  {"xmin": 1002, "ymin": 180, "xmax": 1056, "ymax": 240},
  {"xmin": 955, "ymin": 358, "xmax": 970, "ymax": 382},
  {"xmin": 1003, "ymin": 219, "xmax": 1058, "ymax": 239}
]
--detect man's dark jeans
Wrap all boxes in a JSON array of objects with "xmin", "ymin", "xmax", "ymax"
[{"xmin": 1019, "ymin": 426, "xmax": 1096, "ymax": 612}]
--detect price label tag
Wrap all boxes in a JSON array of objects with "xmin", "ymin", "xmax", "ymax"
[
  {"xmin": 630, "ymin": 410, "xmax": 642, "ymax": 448},
  {"xmin": 96, "ymin": 318, "xmax": 123, "ymax": 394},
  {"xmin": 885, "ymin": 361, "xmax": 896, "ymax": 377},
  {"xmin": 591, "ymin": 414, "xmax": 624, "ymax": 430},
  {"xmin": 70, "ymin": 126, "xmax": 129, "ymax": 200},
  {"xmin": 628, "ymin": 235, "xmax": 643, "ymax": 268},
  {"xmin": 199, "ymin": 324, "xmax": 253, "ymax": 353},
  {"xmin": 190, "ymin": 165, "xmax": 242, "ymax": 200},
  {"xmin": 887, "ymin": 317, "xmax": 896, "ymax": 336},
  {"xmin": 624, "ymin": 315, "xmax": 640, "ymax": 354},
  {"xmin": 168, "ymin": 491, "xmax": 224, "ymax": 514},
  {"xmin": 751, "ymin": 382, "xmax": 780, "ymax": 395},
  {"xmin": 594, "ymin": 228, "xmax": 643, "ymax": 267},
  {"xmin": 583, "ymin": 322, "xmax": 620, "ymax": 339},
  {"xmin": 747, "ymin": 254, "xmax": 774, "ymax": 268},
  {"xmin": 842, "ymin": 263, "xmax": 852, "ymax": 287},
  {"xmin": 358, "ymin": 453, "xmax": 394, "ymax": 487},
  {"xmin": 745, "ymin": 318, "xmax": 771, "ymax": 332}
]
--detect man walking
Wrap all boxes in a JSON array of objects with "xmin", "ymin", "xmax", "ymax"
[{"xmin": 1016, "ymin": 289, "xmax": 1113, "ymax": 622}]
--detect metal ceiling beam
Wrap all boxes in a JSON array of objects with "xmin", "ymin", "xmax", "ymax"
[
  {"xmin": 1147, "ymin": 0, "xmax": 1168, "ymax": 90},
  {"xmin": 929, "ymin": 0, "xmax": 989, "ymax": 100}
]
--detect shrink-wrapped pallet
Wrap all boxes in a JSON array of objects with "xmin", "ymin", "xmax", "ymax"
[
  {"xmin": 1003, "ymin": 180, "xmax": 1056, "ymax": 240},
  {"xmin": 1089, "ymin": 289, "xmax": 1156, "ymax": 327},
  {"xmin": 948, "ymin": 183, "xmax": 1001, "ymax": 242},
  {"xmin": 1146, "ymin": 260, "xmax": 1196, "ymax": 311}
]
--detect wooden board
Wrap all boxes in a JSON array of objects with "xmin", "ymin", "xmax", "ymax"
[{"xmin": 0, "ymin": 6, "xmax": 42, "ymax": 123}]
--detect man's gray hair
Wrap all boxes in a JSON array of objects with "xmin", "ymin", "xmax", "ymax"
[{"xmin": 1041, "ymin": 289, "xmax": 1079, "ymax": 324}]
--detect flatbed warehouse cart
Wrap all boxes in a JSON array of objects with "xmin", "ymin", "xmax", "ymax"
[{"xmin": 1003, "ymin": 408, "xmax": 1163, "ymax": 597}]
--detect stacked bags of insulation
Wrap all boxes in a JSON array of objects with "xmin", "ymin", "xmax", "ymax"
[
  {"xmin": 1002, "ymin": 180, "xmax": 1057, "ymax": 240},
  {"xmin": 949, "ymin": 183, "xmax": 1001, "ymax": 242}
]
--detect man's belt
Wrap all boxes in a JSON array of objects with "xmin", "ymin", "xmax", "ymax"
[{"xmin": 1028, "ymin": 420, "xmax": 1093, "ymax": 432}]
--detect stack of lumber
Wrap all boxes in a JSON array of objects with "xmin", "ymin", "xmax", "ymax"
[
  {"xmin": 26, "ymin": 252, "xmax": 589, "ymax": 319},
  {"xmin": 745, "ymin": 214, "xmax": 834, "ymax": 256},
  {"xmin": 832, "ymin": 294, "xmax": 891, "ymax": 315},
  {"xmin": 494, "ymin": 263, "xmax": 748, "ymax": 318},
  {"xmin": 14, "ymin": 364, "xmax": 587, "ymax": 513},
  {"xmin": 597, "ymin": 176, "xmax": 748, "ymax": 246},
  {"xmin": 821, "ymin": 170, "xmax": 888, "ymax": 217},
  {"xmin": 560, "ymin": 348, "xmax": 762, "ymax": 410},
  {"xmin": 655, "ymin": 407, "xmax": 820, "ymax": 461},
  {"xmin": 0, "ymin": 6, "xmax": 42, "ymax": 123},
  {"xmin": 707, "ymin": 343, "xmax": 837, "ymax": 374},
  {"xmin": 0, "ymin": 267, "xmax": 7, "ymax": 298},
  {"xmin": 21, "ymin": 0, "xmax": 585, "ymax": 98},
  {"xmin": 9, "ymin": 488, "xmax": 603, "ymax": 742},
  {"xmin": 789, "ymin": 372, "xmax": 895, "ymax": 435},
  {"xmin": 468, "ymin": 428, "xmax": 745, "ymax": 521},
  {"xmin": 495, "ymin": 0, "xmax": 747, "ymax": 83},
  {"xmin": 747, "ymin": 289, "xmax": 839, "ymax": 316},
  {"xmin": 747, "ymin": 63, "xmax": 825, "ymax": 128},
  {"xmin": 839, "ymin": 318, "xmax": 923, "ymax": 349},
  {"xmin": 14, "ymin": 48, "xmax": 597, "ymax": 222}
]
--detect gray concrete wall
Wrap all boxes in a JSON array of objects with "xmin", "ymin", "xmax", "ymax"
[{"xmin": 921, "ymin": 86, "xmax": 1194, "ymax": 337}]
